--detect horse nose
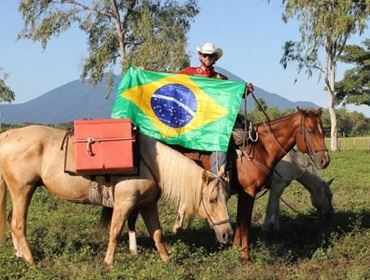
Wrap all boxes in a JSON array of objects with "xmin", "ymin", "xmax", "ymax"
[
  {"xmin": 320, "ymin": 153, "xmax": 330, "ymax": 168},
  {"xmin": 223, "ymin": 228, "xmax": 233, "ymax": 244},
  {"xmin": 222, "ymin": 232, "xmax": 229, "ymax": 243},
  {"xmin": 321, "ymin": 208, "xmax": 334, "ymax": 220}
]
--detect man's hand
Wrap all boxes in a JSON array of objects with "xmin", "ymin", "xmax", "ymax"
[{"xmin": 247, "ymin": 83, "xmax": 254, "ymax": 94}]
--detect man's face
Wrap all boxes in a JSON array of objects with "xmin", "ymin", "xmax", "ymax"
[{"xmin": 199, "ymin": 53, "xmax": 216, "ymax": 68}]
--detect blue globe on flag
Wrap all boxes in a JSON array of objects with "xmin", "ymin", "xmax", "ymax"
[{"xmin": 151, "ymin": 84, "xmax": 197, "ymax": 128}]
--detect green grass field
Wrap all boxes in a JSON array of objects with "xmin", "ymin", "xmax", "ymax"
[
  {"xmin": 326, "ymin": 137, "xmax": 370, "ymax": 151},
  {"xmin": 1, "ymin": 150, "xmax": 369, "ymax": 279}
]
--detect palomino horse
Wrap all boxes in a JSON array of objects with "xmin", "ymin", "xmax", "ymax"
[
  {"xmin": 171, "ymin": 150, "xmax": 334, "ymax": 234},
  {"xmin": 0, "ymin": 126, "xmax": 232, "ymax": 267},
  {"xmin": 263, "ymin": 149, "xmax": 334, "ymax": 232},
  {"xmin": 122, "ymin": 108, "xmax": 329, "ymax": 262}
]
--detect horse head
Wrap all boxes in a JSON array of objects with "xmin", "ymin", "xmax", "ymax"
[
  {"xmin": 310, "ymin": 177, "xmax": 335, "ymax": 220},
  {"xmin": 296, "ymin": 107, "xmax": 330, "ymax": 169},
  {"xmin": 198, "ymin": 171, "xmax": 233, "ymax": 244}
]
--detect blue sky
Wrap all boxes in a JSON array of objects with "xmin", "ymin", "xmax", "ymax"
[{"xmin": 1, "ymin": 0, "xmax": 369, "ymax": 116}]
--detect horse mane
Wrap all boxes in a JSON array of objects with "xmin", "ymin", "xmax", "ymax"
[
  {"xmin": 233, "ymin": 109, "xmax": 314, "ymax": 143},
  {"xmin": 139, "ymin": 133, "xmax": 204, "ymax": 218}
]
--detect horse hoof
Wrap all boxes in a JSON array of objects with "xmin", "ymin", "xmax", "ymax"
[
  {"xmin": 160, "ymin": 254, "xmax": 171, "ymax": 263},
  {"xmin": 103, "ymin": 260, "xmax": 113, "ymax": 270},
  {"xmin": 172, "ymin": 226, "xmax": 183, "ymax": 234},
  {"xmin": 129, "ymin": 249, "xmax": 138, "ymax": 256},
  {"xmin": 241, "ymin": 254, "xmax": 252, "ymax": 264},
  {"xmin": 232, "ymin": 241, "xmax": 241, "ymax": 249}
]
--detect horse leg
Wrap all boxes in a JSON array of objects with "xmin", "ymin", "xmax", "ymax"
[
  {"xmin": 141, "ymin": 203, "xmax": 170, "ymax": 262},
  {"xmin": 7, "ymin": 187, "xmax": 36, "ymax": 264},
  {"xmin": 233, "ymin": 191, "xmax": 248, "ymax": 248},
  {"xmin": 0, "ymin": 175, "xmax": 7, "ymax": 242},
  {"xmin": 104, "ymin": 200, "xmax": 135, "ymax": 269},
  {"xmin": 233, "ymin": 192, "xmax": 254, "ymax": 263},
  {"xmin": 263, "ymin": 180, "xmax": 287, "ymax": 232},
  {"xmin": 127, "ymin": 208, "xmax": 139, "ymax": 255},
  {"xmin": 6, "ymin": 209, "xmax": 22, "ymax": 258},
  {"xmin": 172, "ymin": 202, "xmax": 186, "ymax": 234},
  {"xmin": 232, "ymin": 193, "xmax": 242, "ymax": 248}
]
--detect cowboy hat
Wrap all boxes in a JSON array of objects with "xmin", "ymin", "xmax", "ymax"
[{"xmin": 196, "ymin": 42, "xmax": 223, "ymax": 60}]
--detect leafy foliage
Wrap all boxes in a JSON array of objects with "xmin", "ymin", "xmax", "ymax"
[
  {"xmin": 321, "ymin": 108, "xmax": 370, "ymax": 136},
  {"xmin": 0, "ymin": 69, "xmax": 15, "ymax": 103},
  {"xmin": 18, "ymin": 0, "xmax": 199, "ymax": 94},
  {"xmin": 336, "ymin": 38, "xmax": 370, "ymax": 106},
  {"xmin": 280, "ymin": 0, "xmax": 369, "ymax": 79},
  {"xmin": 278, "ymin": 0, "xmax": 370, "ymax": 150}
]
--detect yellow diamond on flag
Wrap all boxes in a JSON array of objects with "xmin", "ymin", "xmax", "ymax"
[{"xmin": 121, "ymin": 74, "xmax": 228, "ymax": 137}]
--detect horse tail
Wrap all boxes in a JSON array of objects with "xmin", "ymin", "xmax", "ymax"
[
  {"xmin": 0, "ymin": 175, "xmax": 7, "ymax": 242},
  {"xmin": 99, "ymin": 207, "xmax": 113, "ymax": 230}
]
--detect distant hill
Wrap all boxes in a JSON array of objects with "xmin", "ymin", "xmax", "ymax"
[
  {"xmin": 215, "ymin": 67, "xmax": 318, "ymax": 112},
  {"xmin": 2, "ymin": 69, "xmax": 318, "ymax": 124}
]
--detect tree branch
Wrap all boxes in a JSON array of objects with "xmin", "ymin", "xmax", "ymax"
[{"xmin": 64, "ymin": 0, "xmax": 114, "ymax": 18}]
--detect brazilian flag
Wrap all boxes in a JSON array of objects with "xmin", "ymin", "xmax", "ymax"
[{"xmin": 111, "ymin": 66, "xmax": 246, "ymax": 152}]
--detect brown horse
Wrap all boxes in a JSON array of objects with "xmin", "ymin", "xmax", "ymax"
[
  {"xmin": 122, "ymin": 108, "xmax": 329, "ymax": 262},
  {"xmin": 0, "ymin": 126, "xmax": 232, "ymax": 268},
  {"xmin": 230, "ymin": 108, "xmax": 329, "ymax": 262}
]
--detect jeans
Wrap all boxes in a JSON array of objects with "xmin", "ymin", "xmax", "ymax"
[{"xmin": 210, "ymin": 151, "xmax": 227, "ymax": 174}]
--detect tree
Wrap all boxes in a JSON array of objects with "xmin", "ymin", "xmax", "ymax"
[
  {"xmin": 18, "ymin": 0, "xmax": 199, "ymax": 94},
  {"xmin": 336, "ymin": 38, "xmax": 370, "ymax": 106},
  {"xmin": 322, "ymin": 107, "xmax": 370, "ymax": 136},
  {"xmin": 0, "ymin": 68, "xmax": 16, "ymax": 130},
  {"xmin": 279, "ymin": 0, "xmax": 370, "ymax": 151}
]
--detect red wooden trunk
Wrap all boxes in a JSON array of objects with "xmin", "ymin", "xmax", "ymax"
[{"xmin": 73, "ymin": 119, "xmax": 136, "ymax": 175}]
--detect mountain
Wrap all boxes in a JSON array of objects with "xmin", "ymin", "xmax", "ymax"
[
  {"xmin": 2, "ymin": 70, "xmax": 318, "ymax": 124},
  {"xmin": 2, "ymin": 76, "xmax": 119, "ymax": 125},
  {"xmin": 215, "ymin": 67, "xmax": 318, "ymax": 111}
]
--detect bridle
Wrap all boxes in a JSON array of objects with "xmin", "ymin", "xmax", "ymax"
[
  {"xmin": 298, "ymin": 115, "xmax": 328, "ymax": 163},
  {"xmin": 198, "ymin": 178, "xmax": 230, "ymax": 227},
  {"xmin": 142, "ymin": 151, "xmax": 230, "ymax": 228}
]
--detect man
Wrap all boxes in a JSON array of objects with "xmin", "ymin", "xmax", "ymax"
[
  {"xmin": 180, "ymin": 41, "xmax": 254, "ymax": 96},
  {"xmin": 179, "ymin": 42, "xmax": 228, "ymax": 80},
  {"xmin": 180, "ymin": 42, "xmax": 254, "ymax": 176}
]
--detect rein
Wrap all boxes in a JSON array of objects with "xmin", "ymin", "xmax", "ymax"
[
  {"xmin": 255, "ymin": 184, "xmax": 319, "ymax": 220},
  {"xmin": 279, "ymin": 196, "xmax": 319, "ymax": 219},
  {"xmin": 247, "ymin": 93, "xmax": 289, "ymax": 156}
]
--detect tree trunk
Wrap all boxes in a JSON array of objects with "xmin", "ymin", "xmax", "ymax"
[
  {"xmin": 328, "ymin": 92, "xmax": 338, "ymax": 151},
  {"xmin": 110, "ymin": 0, "xmax": 125, "ymax": 63},
  {"xmin": 324, "ymin": 41, "xmax": 339, "ymax": 152},
  {"xmin": 328, "ymin": 56, "xmax": 339, "ymax": 151}
]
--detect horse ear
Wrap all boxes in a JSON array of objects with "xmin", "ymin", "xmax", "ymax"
[
  {"xmin": 297, "ymin": 106, "xmax": 308, "ymax": 116},
  {"xmin": 316, "ymin": 107, "xmax": 323, "ymax": 116},
  {"xmin": 327, "ymin": 177, "xmax": 335, "ymax": 186}
]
